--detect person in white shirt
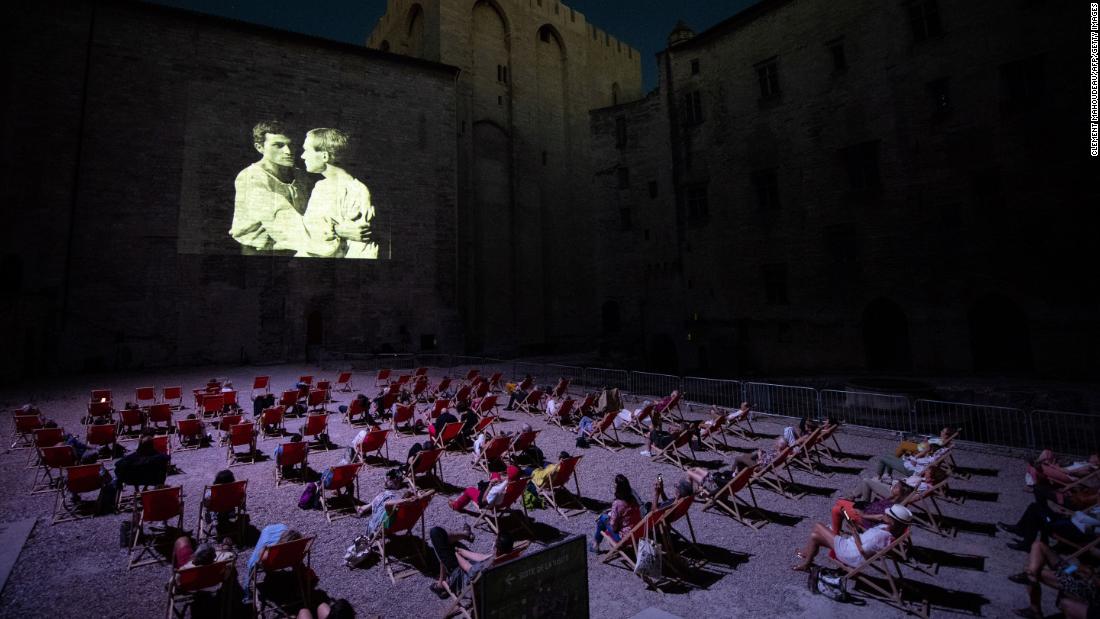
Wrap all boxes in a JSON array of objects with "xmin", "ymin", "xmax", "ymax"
[
  {"xmin": 614, "ymin": 400, "xmax": 653, "ymax": 429},
  {"xmin": 299, "ymin": 128, "xmax": 379, "ymax": 259},
  {"xmin": 793, "ymin": 504, "xmax": 913, "ymax": 571}
]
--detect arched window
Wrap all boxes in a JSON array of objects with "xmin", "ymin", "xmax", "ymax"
[
  {"xmin": 968, "ymin": 294, "xmax": 1033, "ymax": 372},
  {"xmin": 862, "ymin": 298, "xmax": 912, "ymax": 371}
]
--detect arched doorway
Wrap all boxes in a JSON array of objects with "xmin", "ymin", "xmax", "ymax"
[
  {"xmin": 969, "ymin": 294, "xmax": 1033, "ymax": 372},
  {"xmin": 862, "ymin": 298, "xmax": 912, "ymax": 371}
]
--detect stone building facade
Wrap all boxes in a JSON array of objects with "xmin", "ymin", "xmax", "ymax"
[
  {"xmin": 2, "ymin": 1, "xmax": 463, "ymax": 379},
  {"xmin": 590, "ymin": 0, "xmax": 1097, "ymax": 378},
  {"xmin": 367, "ymin": 0, "xmax": 643, "ymax": 354}
]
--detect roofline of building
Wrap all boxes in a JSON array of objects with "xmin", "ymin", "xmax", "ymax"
[
  {"xmin": 661, "ymin": 0, "xmax": 793, "ymax": 55},
  {"xmin": 119, "ymin": 0, "xmax": 459, "ymax": 77}
]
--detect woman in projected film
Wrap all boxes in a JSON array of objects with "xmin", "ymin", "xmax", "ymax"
[{"xmin": 228, "ymin": 121, "xmax": 377, "ymax": 259}]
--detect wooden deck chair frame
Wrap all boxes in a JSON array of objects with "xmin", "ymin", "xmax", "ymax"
[
  {"xmin": 250, "ymin": 536, "xmax": 315, "ymax": 619},
  {"xmin": 300, "ymin": 413, "xmax": 331, "ymax": 451},
  {"xmin": 507, "ymin": 430, "xmax": 540, "ymax": 463},
  {"xmin": 197, "ymin": 480, "xmax": 249, "ymax": 542},
  {"xmin": 405, "ymin": 448, "xmax": 444, "ymax": 490},
  {"xmin": 147, "ymin": 403, "xmax": 173, "ymax": 434},
  {"xmin": 162, "ymin": 386, "xmax": 184, "ymax": 410},
  {"xmin": 118, "ymin": 407, "xmax": 146, "ymax": 441},
  {"xmin": 226, "ymin": 422, "xmax": 258, "ymax": 466},
  {"xmin": 472, "ymin": 477, "xmax": 534, "ymax": 536},
  {"xmin": 306, "ymin": 389, "xmax": 327, "ymax": 413},
  {"xmin": 537, "ymin": 456, "xmax": 585, "ymax": 519},
  {"xmin": 474, "ymin": 435, "xmax": 512, "ymax": 473},
  {"xmin": 334, "ymin": 371, "xmax": 354, "ymax": 392},
  {"xmin": 391, "ymin": 403, "xmax": 418, "ymax": 434},
  {"xmin": 52, "ymin": 463, "xmax": 106, "ymax": 524},
  {"xmin": 813, "ymin": 423, "xmax": 845, "ymax": 463},
  {"xmin": 27, "ymin": 426, "xmax": 64, "ymax": 469},
  {"xmin": 135, "ymin": 386, "xmax": 157, "ymax": 409},
  {"xmin": 370, "ymin": 492, "xmax": 435, "ymax": 583},
  {"xmin": 698, "ymin": 415, "xmax": 730, "ymax": 451},
  {"xmin": 655, "ymin": 392, "xmax": 684, "ymax": 422},
  {"xmin": 723, "ymin": 409, "xmax": 756, "ymax": 442},
  {"xmin": 515, "ymin": 390, "xmax": 544, "ymax": 415},
  {"xmin": 902, "ymin": 479, "xmax": 954, "ymax": 536},
  {"xmin": 701, "ymin": 466, "xmax": 768, "ymax": 529},
  {"xmin": 274, "ymin": 441, "xmax": 309, "ymax": 487},
  {"xmin": 650, "ymin": 428, "xmax": 697, "ymax": 470},
  {"xmin": 129, "ymin": 485, "xmax": 185, "ymax": 568},
  {"xmin": 471, "ymin": 415, "xmax": 497, "ymax": 437},
  {"xmin": 166, "ymin": 555, "xmax": 236, "ymax": 619},
  {"xmin": 375, "ymin": 368, "xmax": 392, "ymax": 390},
  {"xmin": 433, "ymin": 421, "xmax": 465, "ymax": 451},
  {"xmin": 547, "ymin": 398, "xmax": 577, "ymax": 430},
  {"xmin": 441, "ymin": 540, "xmax": 531, "ymax": 619},
  {"xmin": 749, "ymin": 446, "xmax": 805, "ymax": 499},
  {"xmin": 10, "ymin": 413, "xmax": 42, "ymax": 450},
  {"xmin": 657, "ymin": 496, "xmax": 704, "ymax": 569},
  {"xmin": 320, "ymin": 463, "xmax": 362, "ymax": 523},
  {"xmin": 354, "ymin": 429, "xmax": 390, "ymax": 465},
  {"xmin": 589, "ymin": 410, "xmax": 623, "ymax": 451},
  {"xmin": 621, "ymin": 405, "xmax": 655, "ymax": 438},
  {"xmin": 32, "ymin": 444, "xmax": 75, "ymax": 495},
  {"xmin": 259, "ymin": 406, "xmax": 285, "ymax": 440},
  {"xmin": 175, "ymin": 418, "xmax": 206, "ymax": 451},
  {"xmin": 829, "ymin": 526, "xmax": 928, "ymax": 618},
  {"xmin": 600, "ymin": 505, "xmax": 669, "ymax": 574},
  {"xmin": 788, "ymin": 427, "xmax": 828, "ymax": 476}
]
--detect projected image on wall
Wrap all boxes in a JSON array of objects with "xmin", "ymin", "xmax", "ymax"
[{"xmin": 229, "ymin": 121, "xmax": 378, "ymax": 258}]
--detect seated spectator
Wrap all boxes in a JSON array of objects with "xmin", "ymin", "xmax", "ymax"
[
  {"xmin": 733, "ymin": 436, "xmax": 788, "ymax": 472},
  {"xmin": 457, "ymin": 402, "xmax": 479, "ymax": 439},
  {"xmin": 172, "ymin": 538, "xmax": 223, "ymax": 570},
  {"xmin": 247, "ymin": 525, "xmax": 302, "ymax": 578},
  {"xmin": 355, "ymin": 471, "xmax": 414, "ymax": 536},
  {"xmin": 726, "ymin": 401, "xmax": 752, "ymax": 424},
  {"xmin": 405, "ymin": 439, "xmax": 435, "ymax": 471},
  {"xmin": 651, "ymin": 467, "xmax": 727, "ymax": 509},
  {"xmin": 274, "ymin": 434, "xmax": 306, "ymax": 479},
  {"xmin": 1010, "ymin": 539, "xmax": 1099, "ymax": 619},
  {"xmin": 203, "ymin": 469, "xmax": 240, "ymax": 530},
  {"xmin": 1000, "ymin": 496, "xmax": 1100, "ymax": 552},
  {"xmin": 832, "ymin": 480, "xmax": 913, "ymax": 534},
  {"xmin": 592, "ymin": 474, "xmax": 642, "ymax": 553},
  {"xmin": 339, "ymin": 394, "xmax": 375, "ymax": 426},
  {"xmin": 449, "ymin": 466, "xmax": 522, "ymax": 511},
  {"xmin": 297, "ymin": 600, "xmax": 355, "ymax": 619},
  {"xmin": 615, "ymin": 400, "xmax": 653, "ymax": 430},
  {"xmin": 44, "ymin": 419, "xmax": 96, "ymax": 463},
  {"xmin": 114, "ymin": 432, "xmax": 169, "ymax": 490},
  {"xmin": 253, "ymin": 392, "xmax": 276, "ymax": 418},
  {"xmin": 430, "ymin": 406, "xmax": 459, "ymax": 439},
  {"xmin": 783, "ymin": 416, "xmax": 818, "ymax": 447},
  {"xmin": 793, "ymin": 504, "xmax": 912, "ymax": 571},
  {"xmin": 873, "ymin": 444, "xmax": 941, "ymax": 481},
  {"xmin": 503, "ymin": 375, "xmax": 533, "ymax": 411},
  {"xmin": 429, "ymin": 528, "xmax": 512, "ymax": 598},
  {"xmin": 531, "ymin": 451, "xmax": 573, "ymax": 488},
  {"xmin": 845, "ymin": 466, "xmax": 944, "ymax": 504},
  {"xmin": 1035, "ymin": 450, "xmax": 1100, "ymax": 488},
  {"xmin": 895, "ymin": 426, "xmax": 955, "ymax": 457}
]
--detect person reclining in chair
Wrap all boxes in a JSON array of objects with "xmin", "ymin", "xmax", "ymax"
[
  {"xmin": 793, "ymin": 504, "xmax": 912, "ymax": 571},
  {"xmin": 428, "ymin": 528, "xmax": 516, "ymax": 598}
]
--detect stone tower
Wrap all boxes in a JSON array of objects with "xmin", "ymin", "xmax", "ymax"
[{"xmin": 368, "ymin": 0, "xmax": 643, "ymax": 354}]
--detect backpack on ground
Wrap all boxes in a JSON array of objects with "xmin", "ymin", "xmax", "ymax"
[
  {"xmin": 809, "ymin": 567, "xmax": 857, "ymax": 603},
  {"xmin": 343, "ymin": 535, "xmax": 372, "ymax": 568},
  {"xmin": 298, "ymin": 482, "xmax": 320, "ymax": 510}
]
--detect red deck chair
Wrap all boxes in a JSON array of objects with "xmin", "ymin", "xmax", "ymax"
[
  {"xmin": 699, "ymin": 415, "xmax": 730, "ymax": 451},
  {"xmin": 589, "ymin": 410, "xmax": 623, "ymax": 451},
  {"xmin": 118, "ymin": 407, "xmax": 145, "ymax": 440},
  {"xmin": 601, "ymin": 504, "xmax": 670, "ymax": 573},
  {"xmin": 656, "ymin": 392, "xmax": 684, "ymax": 422},
  {"xmin": 701, "ymin": 466, "xmax": 767, "ymax": 529},
  {"xmin": 550, "ymin": 378, "xmax": 570, "ymax": 399},
  {"xmin": 86, "ymin": 400, "xmax": 113, "ymax": 426},
  {"xmin": 53, "ymin": 463, "xmax": 106, "ymax": 524},
  {"xmin": 514, "ymin": 376, "xmax": 534, "ymax": 393},
  {"xmin": 176, "ymin": 418, "xmax": 206, "ymax": 450},
  {"xmin": 216, "ymin": 414, "xmax": 243, "ymax": 439},
  {"xmin": 298, "ymin": 375, "xmax": 313, "ymax": 386},
  {"xmin": 432, "ymin": 421, "xmax": 465, "ymax": 451},
  {"xmin": 453, "ymin": 385, "xmax": 473, "ymax": 407},
  {"xmin": 315, "ymin": 380, "xmax": 332, "ymax": 402},
  {"xmin": 486, "ymin": 371, "xmax": 504, "ymax": 392},
  {"xmin": 409, "ymin": 376, "xmax": 429, "ymax": 401},
  {"xmin": 516, "ymin": 389, "xmax": 545, "ymax": 414},
  {"xmin": 307, "ymin": 389, "xmax": 327, "ymax": 413},
  {"xmin": 576, "ymin": 393, "xmax": 597, "ymax": 416},
  {"xmin": 425, "ymin": 398, "xmax": 450, "ymax": 420},
  {"xmin": 32, "ymin": 444, "xmax": 75, "ymax": 494},
  {"xmin": 148, "ymin": 403, "xmax": 173, "ymax": 433},
  {"xmin": 135, "ymin": 386, "xmax": 156, "ymax": 408},
  {"xmin": 474, "ymin": 435, "xmax": 512, "ymax": 472},
  {"xmin": 259, "ymin": 405, "xmax": 285, "ymax": 440},
  {"xmin": 749, "ymin": 446, "xmax": 804, "ymax": 498},
  {"xmin": 162, "ymin": 386, "xmax": 183, "ymax": 410},
  {"xmin": 250, "ymin": 536, "xmax": 316, "ymax": 618},
  {"xmin": 472, "ymin": 394, "xmax": 499, "ymax": 417},
  {"xmin": 28, "ymin": 426, "xmax": 65, "ymax": 469},
  {"xmin": 621, "ymin": 404, "xmax": 655, "ymax": 437},
  {"xmin": 300, "ymin": 413, "xmax": 330, "ymax": 450},
  {"xmin": 344, "ymin": 397, "xmax": 370, "ymax": 425},
  {"xmin": 724, "ymin": 408, "xmax": 756, "ymax": 441},
  {"xmin": 251, "ymin": 376, "xmax": 270, "ymax": 400},
  {"xmin": 201, "ymin": 394, "xmax": 224, "ymax": 419},
  {"xmin": 405, "ymin": 448, "xmax": 444, "ymax": 490},
  {"xmin": 471, "ymin": 380, "xmax": 491, "ymax": 402},
  {"xmin": 391, "ymin": 403, "xmax": 417, "ymax": 434},
  {"xmin": 659, "ymin": 495, "xmax": 703, "ymax": 564},
  {"xmin": 377, "ymin": 392, "xmax": 399, "ymax": 417},
  {"xmin": 166, "ymin": 555, "xmax": 236, "ymax": 619},
  {"xmin": 90, "ymin": 389, "xmax": 112, "ymax": 407},
  {"xmin": 151, "ymin": 435, "xmax": 172, "ymax": 473},
  {"xmin": 86, "ymin": 422, "xmax": 117, "ymax": 458},
  {"xmin": 371, "ymin": 492, "xmax": 435, "ymax": 583},
  {"xmin": 442, "ymin": 540, "xmax": 531, "ymax": 619},
  {"xmin": 226, "ymin": 422, "xmax": 257, "ymax": 466},
  {"xmin": 198, "ymin": 479, "xmax": 248, "ymax": 541},
  {"xmin": 473, "ymin": 476, "xmax": 533, "ymax": 535},
  {"xmin": 375, "ymin": 368, "xmax": 392, "ymax": 390},
  {"xmin": 274, "ymin": 441, "xmax": 309, "ymax": 487},
  {"xmin": 394, "ymin": 374, "xmax": 411, "ymax": 389},
  {"xmin": 279, "ymin": 389, "xmax": 301, "ymax": 412},
  {"xmin": 537, "ymin": 456, "xmax": 585, "ymax": 519},
  {"xmin": 11, "ymin": 413, "xmax": 44, "ymax": 449},
  {"xmin": 129, "ymin": 485, "xmax": 185, "ymax": 568},
  {"xmin": 334, "ymin": 371, "xmax": 353, "ymax": 392},
  {"xmin": 650, "ymin": 427, "xmax": 697, "ymax": 469},
  {"xmin": 463, "ymin": 369, "xmax": 480, "ymax": 384},
  {"xmin": 320, "ymin": 463, "xmax": 362, "ymax": 522},
  {"xmin": 472, "ymin": 415, "xmax": 497, "ymax": 437},
  {"xmin": 431, "ymin": 376, "xmax": 452, "ymax": 400},
  {"xmin": 412, "ymin": 366, "xmax": 429, "ymax": 380},
  {"xmin": 548, "ymin": 398, "xmax": 577, "ymax": 429},
  {"xmin": 222, "ymin": 390, "xmax": 239, "ymax": 411},
  {"xmin": 508, "ymin": 430, "xmax": 540, "ymax": 461},
  {"xmin": 354, "ymin": 429, "xmax": 390, "ymax": 464}
]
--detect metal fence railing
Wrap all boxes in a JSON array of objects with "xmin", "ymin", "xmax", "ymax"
[
  {"xmin": 744, "ymin": 382, "xmax": 819, "ymax": 420},
  {"xmin": 821, "ymin": 389, "xmax": 913, "ymax": 433},
  {"xmin": 315, "ymin": 350, "xmax": 1097, "ymax": 457}
]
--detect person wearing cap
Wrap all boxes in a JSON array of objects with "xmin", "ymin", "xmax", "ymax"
[{"xmin": 793, "ymin": 504, "xmax": 912, "ymax": 571}]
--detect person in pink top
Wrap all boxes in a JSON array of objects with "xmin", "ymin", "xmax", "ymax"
[{"xmin": 592, "ymin": 474, "xmax": 642, "ymax": 553}]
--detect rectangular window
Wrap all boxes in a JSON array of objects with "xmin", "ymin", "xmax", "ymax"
[
  {"xmin": 685, "ymin": 183, "xmax": 709, "ymax": 221},
  {"xmin": 907, "ymin": 0, "xmax": 942, "ymax": 43},
  {"xmin": 617, "ymin": 167, "xmax": 630, "ymax": 189},
  {"xmin": 690, "ymin": 59, "xmax": 700, "ymax": 75},
  {"xmin": 754, "ymin": 57, "xmax": 781, "ymax": 100},
  {"xmin": 927, "ymin": 77, "xmax": 951, "ymax": 119},
  {"xmin": 841, "ymin": 141, "xmax": 881, "ymax": 192},
  {"xmin": 762, "ymin": 264, "xmax": 789, "ymax": 305},
  {"xmin": 619, "ymin": 206, "xmax": 633, "ymax": 231},
  {"xmin": 683, "ymin": 90, "xmax": 704, "ymax": 125},
  {"xmin": 615, "ymin": 116, "xmax": 627, "ymax": 149},
  {"xmin": 827, "ymin": 38, "xmax": 847, "ymax": 72},
  {"xmin": 648, "ymin": 180, "xmax": 659, "ymax": 199},
  {"xmin": 1000, "ymin": 55, "xmax": 1045, "ymax": 112},
  {"xmin": 751, "ymin": 168, "xmax": 780, "ymax": 210}
]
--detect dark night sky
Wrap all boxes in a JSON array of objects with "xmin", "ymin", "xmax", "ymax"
[{"xmin": 145, "ymin": 0, "xmax": 760, "ymax": 90}]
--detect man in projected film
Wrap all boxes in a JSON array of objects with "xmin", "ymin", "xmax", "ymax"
[
  {"xmin": 228, "ymin": 121, "xmax": 370, "ymax": 256},
  {"xmin": 299, "ymin": 128, "xmax": 378, "ymax": 259}
]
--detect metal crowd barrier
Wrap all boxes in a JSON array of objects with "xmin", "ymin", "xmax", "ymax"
[
  {"xmin": 583, "ymin": 368, "xmax": 630, "ymax": 391},
  {"xmin": 1031, "ymin": 410, "xmax": 1100, "ymax": 457},
  {"xmin": 630, "ymin": 372, "xmax": 682, "ymax": 401},
  {"xmin": 682, "ymin": 377, "xmax": 742, "ymax": 408},
  {"xmin": 820, "ymin": 389, "xmax": 913, "ymax": 433},
  {"xmin": 914, "ymin": 399, "xmax": 1030, "ymax": 449},
  {"xmin": 744, "ymin": 382, "xmax": 818, "ymax": 420}
]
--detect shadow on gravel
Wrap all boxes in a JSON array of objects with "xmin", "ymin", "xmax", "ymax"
[
  {"xmin": 815, "ymin": 463, "xmax": 864, "ymax": 476},
  {"xmin": 909, "ymin": 579, "xmax": 990, "ymax": 615},
  {"xmin": 828, "ymin": 451, "xmax": 874, "ymax": 462},
  {"xmin": 940, "ymin": 515, "xmax": 997, "ymax": 537},
  {"xmin": 945, "ymin": 488, "xmax": 1000, "ymax": 503},
  {"xmin": 690, "ymin": 542, "xmax": 752, "ymax": 571},
  {"xmin": 359, "ymin": 455, "xmax": 400, "ymax": 468},
  {"xmin": 578, "ymin": 496, "xmax": 611, "ymax": 513},
  {"xmin": 906, "ymin": 545, "xmax": 986, "ymax": 572},
  {"xmin": 788, "ymin": 482, "xmax": 837, "ymax": 498},
  {"xmin": 952, "ymin": 466, "xmax": 999, "ymax": 478}
]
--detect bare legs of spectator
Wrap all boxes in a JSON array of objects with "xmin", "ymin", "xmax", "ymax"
[{"xmin": 793, "ymin": 523, "xmax": 837, "ymax": 571}]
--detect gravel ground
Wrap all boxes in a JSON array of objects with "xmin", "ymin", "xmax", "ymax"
[{"xmin": 0, "ymin": 364, "xmax": 1050, "ymax": 618}]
